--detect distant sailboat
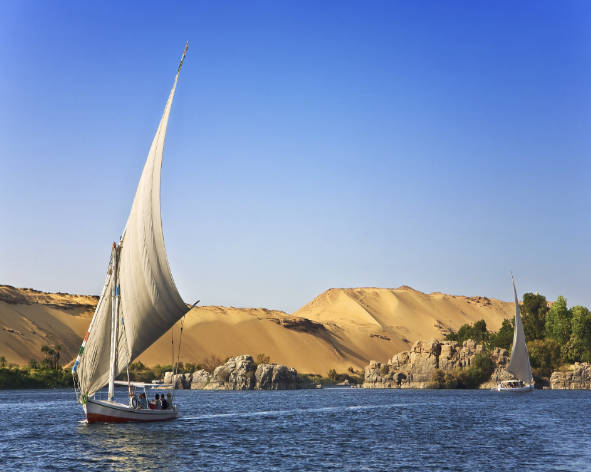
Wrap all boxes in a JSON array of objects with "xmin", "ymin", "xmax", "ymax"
[
  {"xmin": 494, "ymin": 275, "xmax": 534, "ymax": 392},
  {"xmin": 71, "ymin": 43, "xmax": 191, "ymax": 422}
]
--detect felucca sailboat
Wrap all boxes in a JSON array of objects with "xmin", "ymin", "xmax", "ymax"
[
  {"xmin": 72, "ymin": 44, "xmax": 191, "ymax": 422},
  {"xmin": 494, "ymin": 275, "xmax": 535, "ymax": 392}
]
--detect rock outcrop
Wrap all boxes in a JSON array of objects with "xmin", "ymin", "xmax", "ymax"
[
  {"xmin": 255, "ymin": 363, "xmax": 299, "ymax": 390},
  {"xmin": 205, "ymin": 355, "xmax": 257, "ymax": 390},
  {"xmin": 479, "ymin": 347, "xmax": 513, "ymax": 389},
  {"xmin": 550, "ymin": 363, "xmax": 591, "ymax": 389},
  {"xmin": 162, "ymin": 370, "xmax": 209, "ymax": 389},
  {"xmin": 163, "ymin": 371, "xmax": 173, "ymax": 385},
  {"xmin": 190, "ymin": 369, "xmax": 211, "ymax": 389},
  {"xmin": 163, "ymin": 356, "xmax": 306, "ymax": 390},
  {"xmin": 363, "ymin": 339, "xmax": 510, "ymax": 389},
  {"xmin": 174, "ymin": 373, "xmax": 193, "ymax": 389},
  {"xmin": 162, "ymin": 372, "xmax": 193, "ymax": 389}
]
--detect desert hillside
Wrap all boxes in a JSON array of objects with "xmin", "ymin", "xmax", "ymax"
[
  {"xmin": 0, "ymin": 286, "xmax": 97, "ymax": 367},
  {"xmin": 293, "ymin": 286, "xmax": 513, "ymax": 370},
  {"xmin": 0, "ymin": 284, "xmax": 514, "ymax": 375}
]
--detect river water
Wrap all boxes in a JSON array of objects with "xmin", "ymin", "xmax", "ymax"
[{"xmin": 1, "ymin": 388, "xmax": 590, "ymax": 471}]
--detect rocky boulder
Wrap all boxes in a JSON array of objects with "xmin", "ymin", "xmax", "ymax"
[
  {"xmin": 162, "ymin": 371, "xmax": 192, "ymax": 389},
  {"xmin": 163, "ymin": 371, "xmax": 173, "ymax": 385},
  {"xmin": 190, "ymin": 369, "xmax": 211, "ymax": 389},
  {"xmin": 550, "ymin": 363, "xmax": 591, "ymax": 389},
  {"xmin": 479, "ymin": 347, "xmax": 513, "ymax": 389},
  {"xmin": 255, "ymin": 363, "xmax": 299, "ymax": 390},
  {"xmin": 162, "ymin": 355, "xmax": 309, "ymax": 390},
  {"xmin": 204, "ymin": 355, "xmax": 257, "ymax": 390},
  {"xmin": 363, "ymin": 339, "xmax": 507, "ymax": 389},
  {"xmin": 173, "ymin": 372, "xmax": 192, "ymax": 389}
]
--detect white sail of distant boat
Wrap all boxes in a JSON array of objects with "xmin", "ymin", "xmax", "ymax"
[
  {"xmin": 494, "ymin": 275, "xmax": 534, "ymax": 392},
  {"xmin": 72, "ymin": 43, "xmax": 191, "ymax": 422}
]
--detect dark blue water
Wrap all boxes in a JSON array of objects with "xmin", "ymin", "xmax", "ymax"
[{"xmin": 1, "ymin": 388, "xmax": 590, "ymax": 471}]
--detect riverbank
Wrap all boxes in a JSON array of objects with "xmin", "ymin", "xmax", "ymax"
[{"xmin": 0, "ymin": 367, "xmax": 73, "ymax": 389}]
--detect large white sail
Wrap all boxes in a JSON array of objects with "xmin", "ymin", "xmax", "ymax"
[
  {"xmin": 74, "ymin": 45, "xmax": 189, "ymax": 398},
  {"xmin": 506, "ymin": 277, "xmax": 533, "ymax": 384}
]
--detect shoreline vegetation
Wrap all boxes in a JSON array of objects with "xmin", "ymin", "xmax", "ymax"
[
  {"xmin": 442, "ymin": 292, "xmax": 591, "ymax": 386},
  {"xmin": 2, "ymin": 292, "xmax": 589, "ymax": 390},
  {"xmin": 0, "ymin": 351, "xmax": 362, "ymax": 390},
  {"xmin": 0, "ymin": 348, "xmax": 73, "ymax": 389}
]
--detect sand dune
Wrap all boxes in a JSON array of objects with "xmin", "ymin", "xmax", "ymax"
[
  {"xmin": 293, "ymin": 286, "xmax": 513, "ymax": 371},
  {"xmin": 0, "ymin": 286, "xmax": 96, "ymax": 366},
  {"xmin": 0, "ymin": 284, "xmax": 514, "ymax": 375},
  {"xmin": 139, "ymin": 306, "xmax": 357, "ymax": 375}
]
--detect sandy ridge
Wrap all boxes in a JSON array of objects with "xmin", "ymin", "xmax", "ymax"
[{"xmin": 0, "ymin": 285, "xmax": 513, "ymax": 375}]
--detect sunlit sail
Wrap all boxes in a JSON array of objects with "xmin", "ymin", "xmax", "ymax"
[{"xmin": 72, "ymin": 43, "xmax": 190, "ymax": 422}]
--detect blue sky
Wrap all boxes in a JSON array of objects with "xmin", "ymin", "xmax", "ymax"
[{"xmin": 1, "ymin": 1, "xmax": 589, "ymax": 312}]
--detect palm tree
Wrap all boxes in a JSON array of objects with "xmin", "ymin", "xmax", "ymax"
[
  {"xmin": 0, "ymin": 356, "xmax": 6, "ymax": 368},
  {"xmin": 53, "ymin": 344, "xmax": 62, "ymax": 370},
  {"xmin": 41, "ymin": 345, "xmax": 55, "ymax": 369}
]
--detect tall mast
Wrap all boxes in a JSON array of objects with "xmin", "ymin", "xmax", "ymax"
[
  {"xmin": 178, "ymin": 41, "xmax": 188, "ymax": 73},
  {"xmin": 108, "ymin": 242, "xmax": 121, "ymax": 401},
  {"xmin": 74, "ymin": 43, "xmax": 190, "ymax": 400}
]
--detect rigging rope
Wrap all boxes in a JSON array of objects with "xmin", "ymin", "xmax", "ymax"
[
  {"xmin": 171, "ymin": 322, "xmax": 175, "ymax": 371},
  {"xmin": 121, "ymin": 314, "xmax": 132, "ymax": 396},
  {"xmin": 171, "ymin": 300, "xmax": 199, "ymax": 401},
  {"xmin": 173, "ymin": 315, "xmax": 186, "ymax": 376}
]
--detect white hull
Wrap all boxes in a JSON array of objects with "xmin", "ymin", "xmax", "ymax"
[
  {"xmin": 83, "ymin": 398, "xmax": 179, "ymax": 423},
  {"xmin": 493, "ymin": 383, "xmax": 534, "ymax": 393}
]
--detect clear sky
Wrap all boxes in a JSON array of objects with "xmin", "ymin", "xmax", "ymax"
[{"xmin": 1, "ymin": 1, "xmax": 590, "ymax": 312}]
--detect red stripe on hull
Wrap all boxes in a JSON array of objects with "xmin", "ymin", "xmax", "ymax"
[{"xmin": 86, "ymin": 412, "xmax": 176, "ymax": 424}]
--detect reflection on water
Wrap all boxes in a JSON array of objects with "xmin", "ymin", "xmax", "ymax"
[
  {"xmin": 76, "ymin": 421, "xmax": 188, "ymax": 472},
  {"xmin": 1, "ymin": 388, "xmax": 590, "ymax": 471}
]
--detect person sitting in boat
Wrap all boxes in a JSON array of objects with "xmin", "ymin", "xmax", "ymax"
[
  {"xmin": 138, "ymin": 392, "xmax": 148, "ymax": 409},
  {"xmin": 161, "ymin": 394, "xmax": 168, "ymax": 410},
  {"xmin": 148, "ymin": 393, "xmax": 159, "ymax": 410},
  {"xmin": 155, "ymin": 393, "xmax": 161, "ymax": 409},
  {"xmin": 166, "ymin": 392, "xmax": 173, "ymax": 409}
]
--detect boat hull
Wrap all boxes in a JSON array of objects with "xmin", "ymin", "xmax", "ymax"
[
  {"xmin": 493, "ymin": 383, "xmax": 534, "ymax": 393},
  {"xmin": 83, "ymin": 398, "xmax": 179, "ymax": 423}
]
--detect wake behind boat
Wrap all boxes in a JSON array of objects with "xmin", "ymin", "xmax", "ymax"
[
  {"xmin": 493, "ymin": 275, "xmax": 534, "ymax": 392},
  {"xmin": 72, "ymin": 43, "xmax": 191, "ymax": 423}
]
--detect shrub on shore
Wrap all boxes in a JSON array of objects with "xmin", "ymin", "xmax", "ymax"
[
  {"xmin": 429, "ymin": 352, "xmax": 495, "ymax": 389},
  {"xmin": 0, "ymin": 366, "xmax": 73, "ymax": 389}
]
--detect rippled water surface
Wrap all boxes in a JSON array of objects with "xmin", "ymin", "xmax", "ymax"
[{"xmin": 1, "ymin": 388, "xmax": 590, "ymax": 471}]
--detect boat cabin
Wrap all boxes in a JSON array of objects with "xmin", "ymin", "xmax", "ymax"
[
  {"xmin": 113, "ymin": 380, "xmax": 175, "ymax": 410},
  {"xmin": 499, "ymin": 380, "xmax": 525, "ymax": 389}
]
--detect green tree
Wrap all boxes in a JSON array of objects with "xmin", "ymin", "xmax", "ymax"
[
  {"xmin": 41, "ymin": 345, "xmax": 54, "ymax": 369},
  {"xmin": 521, "ymin": 293, "xmax": 548, "ymax": 340},
  {"xmin": 445, "ymin": 320, "xmax": 489, "ymax": 345},
  {"xmin": 571, "ymin": 306, "xmax": 591, "ymax": 347},
  {"xmin": 560, "ymin": 305, "xmax": 591, "ymax": 362},
  {"xmin": 562, "ymin": 337, "xmax": 589, "ymax": 363},
  {"xmin": 429, "ymin": 352, "xmax": 494, "ymax": 389},
  {"xmin": 527, "ymin": 338, "xmax": 561, "ymax": 378},
  {"xmin": 545, "ymin": 296, "xmax": 571, "ymax": 345},
  {"xmin": 327, "ymin": 369, "xmax": 338, "ymax": 381},
  {"xmin": 472, "ymin": 351, "xmax": 495, "ymax": 375},
  {"xmin": 0, "ymin": 356, "xmax": 6, "ymax": 368},
  {"xmin": 488, "ymin": 319, "xmax": 514, "ymax": 351},
  {"xmin": 53, "ymin": 344, "xmax": 62, "ymax": 370}
]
